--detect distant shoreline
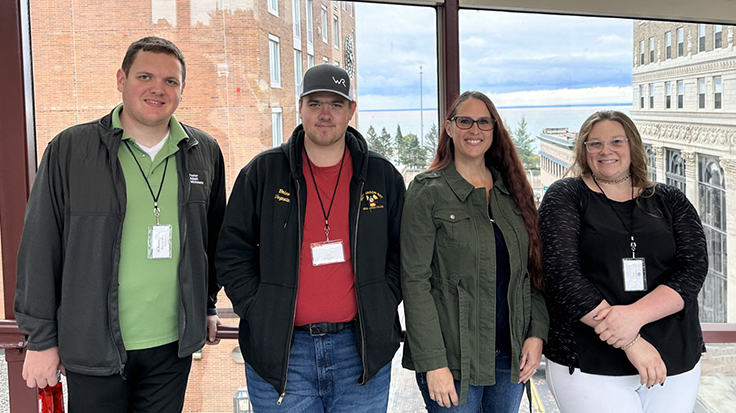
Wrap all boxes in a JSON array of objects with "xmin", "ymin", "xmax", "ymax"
[{"xmin": 360, "ymin": 102, "xmax": 631, "ymax": 112}]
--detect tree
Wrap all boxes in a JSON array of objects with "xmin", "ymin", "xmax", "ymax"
[
  {"xmin": 423, "ymin": 123, "xmax": 439, "ymax": 165},
  {"xmin": 394, "ymin": 125, "xmax": 406, "ymax": 164},
  {"xmin": 400, "ymin": 133, "xmax": 427, "ymax": 169},
  {"xmin": 376, "ymin": 127, "xmax": 395, "ymax": 161},
  {"xmin": 511, "ymin": 116, "xmax": 540, "ymax": 168},
  {"xmin": 365, "ymin": 126, "xmax": 394, "ymax": 160}
]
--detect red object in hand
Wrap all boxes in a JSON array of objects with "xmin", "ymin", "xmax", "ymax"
[{"xmin": 38, "ymin": 381, "xmax": 64, "ymax": 413}]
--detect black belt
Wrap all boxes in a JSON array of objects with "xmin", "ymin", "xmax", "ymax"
[{"xmin": 294, "ymin": 320, "xmax": 356, "ymax": 336}]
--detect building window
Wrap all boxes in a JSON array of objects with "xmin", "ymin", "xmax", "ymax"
[
  {"xmin": 698, "ymin": 155, "xmax": 727, "ymax": 323},
  {"xmin": 665, "ymin": 31, "xmax": 672, "ymax": 59},
  {"xmin": 269, "ymin": 34, "xmax": 281, "ymax": 88},
  {"xmin": 292, "ymin": 0, "xmax": 301, "ymax": 40},
  {"xmin": 306, "ymin": 0, "xmax": 313, "ymax": 45},
  {"xmin": 645, "ymin": 144, "xmax": 657, "ymax": 182},
  {"xmin": 649, "ymin": 83, "xmax": 654, "ymax": 108},
  {"xmin": 699, "ymin": 24, "xmax": 706, "ymax": 52},
  {"xmin": 348, "ymin": 2, "xmax": 353, "ymax": 17},
  {"xmin": 698, "ymin": 78, "xmax": 706, "ymax": 109},
  {"xmin": 714, "ymin": 76, "xmax": 722, "ymax": 109},
  {"xmin": 715, "ymin": 24, "xmax": 723, "ymax": 49},
  {"xmin": 666, "ymin": 148, "xmax": 685, "ymax": 192},
  {"xmin": 294, "ymin": 49, "xmax": 303, "ymax": 95},
  {"xmin": 333, "ymin": 15, "xmax": 339, "ymax": 49},
  {"xmin": 640, "ymin": 84, "xmax": 645, "ymax": 109},
  {"xmin": 272, "ymin": 108, "xmax": 283, "ymax": 147},
  {"xmin": 323, "ymin": 56, "xmax": 328, "ymax": 64},
  {"xmin": 639, "ymin": 40, "xmax": 645, "ymax": 65},
  {"xmin": 307, "ymin": 53, "xmax": 315, "ymax": 69},
  {"xmin": 321, "ymin": 6, "xmax": 328, "ymax": 43},
  {"xmin": 677, "ymin": 27, "xmax": 684, "ymax": 56},
  {"xmin": 334, "ymin": 60, "xmax": 340, "ymax": 67},
  {"xmin": 268, "ymin": 0, "xmax": 278, "ymax": 16},
  {"xmin": 649, "ymin": 37, "xmax": 654, "ymax": 63},
  {"xmin": 342, "ymin": 1, "xmax": 346, "ymax": 10},
  {"xmin": 677, "ymin": 80, "xmax": 684, "ymax": 109},
  {"xmin": 665, "ymin": 81, "xmax": 672, "ymax": 109}
]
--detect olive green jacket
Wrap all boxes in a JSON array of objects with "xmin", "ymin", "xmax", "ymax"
[{"xmin": 401, "ymin": 163, "xmax": 548, "ymax": 404}]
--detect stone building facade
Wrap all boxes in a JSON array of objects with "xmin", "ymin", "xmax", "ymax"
[
  {"xmin": 632, "ymin": 20, "xmax": 736, "ymax": 323},
  {"xmin": 27, "ymin": 0, "xmax": 357, "ymax": 411}
]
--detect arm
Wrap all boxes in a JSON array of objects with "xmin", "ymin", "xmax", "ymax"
[
  {"xmin": 14, "ymin": 141, "xmax": 66, "ymax": 386},
  {"xmin": 384, "ymin": 165, "xmax": 405, "ymax": 304},
  {"xmin": 206, "ymin": 143, "xmax": 227, "ymax": 315},
  {"xmin": 216, "ymin": 168, "xmax": 261, "ymax": 318},
  {"xmin": 539, "ymin": 180, "xmax": 606, "ymax": 323}
]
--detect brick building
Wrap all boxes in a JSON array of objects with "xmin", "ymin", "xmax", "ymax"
[
  {"xmin": 631, "ymin": 21, "xmax": 736, "ymax": 324},
  {"xmin": 28, "ymin": 0, "xmax": 357, "ymax": 411}
]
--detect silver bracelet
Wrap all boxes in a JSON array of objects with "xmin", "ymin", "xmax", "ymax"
[{"xmin": 621, "ymin": 334, "xmax": 641, "ymax": 350}]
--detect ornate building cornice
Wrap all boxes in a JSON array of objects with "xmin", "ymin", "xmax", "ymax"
[
  {"xmin": 633, "ymin": 58, "xmax": 736, "ymax": 82},
  {"xmin": 638, "ymin": 121, "xmax": 736, "ymax": 149}
]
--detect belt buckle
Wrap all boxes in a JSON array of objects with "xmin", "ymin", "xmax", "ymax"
[{"xmin": 309, "ymin": 324, "xmax": 326, "ymax": 337}]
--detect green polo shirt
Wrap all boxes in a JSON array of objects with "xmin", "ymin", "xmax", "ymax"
[{"xmin": 113, "ymin": 104, "xmax": 186, "ymax": 350}]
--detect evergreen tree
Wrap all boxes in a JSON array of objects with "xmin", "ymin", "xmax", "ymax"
[
  {"xmin": 394, "ymin": 125, "xmax": 406, "ymax": 164},
  {"xmin": 400, "ymin": 133, "xmax": 427, "ymax": 169},
  {"xmin": 377, "ymin": 127, "xmax": 395, "ymax": 161},
  {"xmin": 365, "ymin": 125, "xmax": 394, "ymax": 160},
  {"xmin": 423, "ymin": 123, "xmax": 439, "ymax": 165},
  {"xmin": 511, "ymin": 116, "xmax": 540, "ymax": 168}
]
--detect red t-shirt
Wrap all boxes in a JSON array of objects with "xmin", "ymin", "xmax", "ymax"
[{"xmin": 294, "ymin": 148, "xmax": 358, "ymax": 326}]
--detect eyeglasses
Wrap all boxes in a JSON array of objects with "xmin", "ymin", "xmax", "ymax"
[
  {"xmin": 451, "ymin": 116, "xmax": 496, "ymax": 131},
  {"xmin": 584, "ymin": 137, "xmax": 629, "ymax": 153}
]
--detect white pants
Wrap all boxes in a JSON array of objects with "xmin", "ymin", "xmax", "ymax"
[{"xmin": 546, "ymin": 359, "xmax": 701, "ymax": 413}]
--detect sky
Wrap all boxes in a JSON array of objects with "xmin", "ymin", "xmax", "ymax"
[{"xmin": 354, "ymin": 3, "xmax": 635, "ymax": 111}]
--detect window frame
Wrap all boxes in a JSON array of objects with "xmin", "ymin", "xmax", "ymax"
[{"xmin": 269, "ymin": 34, "xmax": 282, "ymax": 88}]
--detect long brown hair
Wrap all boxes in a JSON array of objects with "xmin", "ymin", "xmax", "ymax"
[
  {"xmin": 569, "ymin": 110, "xmax": 654, "ymax": 190},
  {"xmin": 429, "ymin": 91, "xmax": 544, "ymax": 291}
]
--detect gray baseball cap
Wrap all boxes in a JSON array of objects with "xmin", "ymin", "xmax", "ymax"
[{"xmin": 299, "ymin": 64, "xmax": 354, "ymax": 101}]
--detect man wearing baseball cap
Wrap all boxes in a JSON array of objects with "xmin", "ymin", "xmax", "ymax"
[{"xmin": 217, "ymin": 64, "xmax": 405, "ymax": 411}]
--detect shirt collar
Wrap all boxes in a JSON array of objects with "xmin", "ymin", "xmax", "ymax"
[{"xmin": 111, "ymin": 103, "xmax": 188, "ymax": 144}]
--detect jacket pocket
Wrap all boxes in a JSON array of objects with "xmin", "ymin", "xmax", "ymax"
[
  {"xmin": 434, "ymin": 273, "xmax": 467, "ymax": 370},
  {"xmin": 433, "ymin": 209, "xmax": 471, "ymax": 248}
]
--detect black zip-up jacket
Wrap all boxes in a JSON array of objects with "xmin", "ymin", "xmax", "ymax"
[
  {"xmin": 217, "ymin": 125, "xmax": 405, "ymax": 398},
  {"xmin": 14, "ymin": 108, "xmax": 226, "ymax": 376}
]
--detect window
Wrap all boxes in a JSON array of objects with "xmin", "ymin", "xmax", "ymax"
[
  {"xmin": 269, "ymin": 34, "xmax": 281, "ymax": 88},
  {"xmin": 649, "ymin": 83, "xmax": 654, "ymax": 108},
  {"xmin": 268, "ymin": 0, "xmax": 278, "ymax": 16},
  {"xmin": 342, "ymin": 1, "xmax": 346, "ymax": 11},
  {"xmin": 333, "ymin": 15, "xmax": 339, "ymax": 49},
  {"xmin": 714, "ymin": 76, "xmax": 722, "ymax": 109},
  {"xmin": 272, "ymin": 107, "xmax": 283, "ymax": 147},
  {"xmin": 645, "ymin": 144, "xmax": 657, "ymax": 182},
  {"xmin": 323, "ymin": 56, "xmax": 328, "ymax": 65},
  {"xmin": 666, "ymin": 148, "xmax": 685, "ymax": 192},
  {"xmin": 698, "ymin": 156, "xmax": 727, "ymax": 323},
  {"xmin": 665, "ymin": 81, "xmax": 672, "ymax": 109},
  {"xmin": 294, "ymin": 49, "xmax": 303, "ymax": 95},
  {"xmin": 640, "ymin": 40, "xmax": 645, "ymax": 64},
  {"xmin": 307, "ymin": 53, "xmax": 315, "ymax": 69},
  {"xmin": 699, "ymin": 78, "xmax": 706, "ymax": 109},
  {"xmin": 321, "ymin": 6, "xmax": 328, "ymax": 43},
  {"xmin": 715, "ymin": 24, "xmax": 723, "ymax": 49},
  {"xmin": 640, "ymin": 84, "xmax": 645, "ymax": 108},
  {"xmin": 649, "ymin": 37, "xmax": 654, "ymax": 63},
  {"xmin": 699, "ymin": 24, "xmax": 706, "ymax": 52},
  {"xmin": 292, "ymin": 0, "xmax": 301, "ymax": 41},
  {"xmin": 348, "ymin": 2, "xmax": 353, "ymax": 17},
  {"xmin": 334, "ymin": 60, "xmax": 340, "ymax": 67},
  {"xmin": 677, "ymin": 80, "xmax": 684, "ymax": 109},
  {"xmin": 677, "ymin": 27, "xmax": 684, "ymax": 56},
  {"xmin": 665, "ymin": 31, "xmax": 672, "ymax": 59},
  {"xmin": 306, "ymin": 0, "xmax": 314, "ymax": 45}
]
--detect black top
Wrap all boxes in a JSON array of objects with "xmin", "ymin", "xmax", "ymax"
[
  {"xmin": 539, "ymin": 178, "xmax": 707, "ymax": 376},
  {"xmin": 492, "ymin": 215, "xmax": 512, "ymax": 353}
]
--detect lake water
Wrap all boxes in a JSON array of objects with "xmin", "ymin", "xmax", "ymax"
[{"xmin": 358, "ymin": 104, "xmax": 632, "ymax": 149}]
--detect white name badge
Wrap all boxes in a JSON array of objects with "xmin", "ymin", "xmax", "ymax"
[
  {"xmin": 311, "ymin": 240, "xmax": 346, "ymax": 266},
  {"xmin": 622, "ymin": 257, "xmax": 647, "ymax": 292},
  {"xmin": 148, "ymin": 225, "xmax": 173, "ymax": 259}
]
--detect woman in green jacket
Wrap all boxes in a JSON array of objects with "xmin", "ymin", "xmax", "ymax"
[{"xmin": 401, "ymin": 91, "xmax": 548, "ymax": 412}]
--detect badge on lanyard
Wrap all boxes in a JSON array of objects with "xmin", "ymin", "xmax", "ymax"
[
  {"xmin": 622, "ymin": 257, "xmax": 647, "ymax": 292},
  {"xmin": 149, "ymin": 224, "xmax": 173, "ymax": 259},
  {"xmin": 311, "ymin": 239, "xmax": 346, "ymax": 266}
]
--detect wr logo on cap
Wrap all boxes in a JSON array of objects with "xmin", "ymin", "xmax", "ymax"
[{"xmin": 332, "ymin": 76, "xmax": 347, "ymax": 87}]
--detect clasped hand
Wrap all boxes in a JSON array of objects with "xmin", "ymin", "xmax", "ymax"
[{"xmin": 593, "ymin": 305, "xmax": 642, "ymax": 348}]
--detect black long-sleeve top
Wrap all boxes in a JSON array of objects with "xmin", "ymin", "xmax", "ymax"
[{"xmin": 539, "ymin": 177, "xmax": 707, "ymax": 376}]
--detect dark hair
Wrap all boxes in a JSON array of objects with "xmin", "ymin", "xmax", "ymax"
[
  {"xmin": 121, "ymin": 37, "xmax": 186, "ymax": 83},
  {"xmin": 430, "ymin": 91, "xmax": 544, "ymax": 291},
  {"xmin": 570, "ymin": 110, "xmax": 654, "ymax": 190}
]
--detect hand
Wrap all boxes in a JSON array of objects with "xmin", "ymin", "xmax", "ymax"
[
  {"xmin": 623, "ymin": 337, "xmax": 667, "ymax": 388},
  {"xmin": 519, "ymin": 337, "xmax": 543, "ymax": 383},
  {"xmin": 594, "ymin": 306, "xmax": 642, "ymax": 348},
  {"xmin": 427, "ymin": 367, "xmax": 458, "ymax": 408},
  {"xmin": 206, "ymin": 315, "xmax": 221, "ymax": 345},
  {"xmin": 22, "ymin": 347, "xmax": 64, "ymax": 388}
]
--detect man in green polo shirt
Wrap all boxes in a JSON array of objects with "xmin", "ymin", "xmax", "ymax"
[{"xmin": 15, "ymin": 37, "xmax": 226, "ymax": 413}]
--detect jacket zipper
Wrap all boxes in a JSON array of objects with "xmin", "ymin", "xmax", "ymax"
[
  {"xmin": 278, "ymin": 178, "xmax": 303, "ymax": 405},
  {"xmin": 110, "ymin": 138, "xmax": 127, "ymax": 377},
  {"xmin": 354, "ymin": 181, "xmax": 368, "ymax": 384}
]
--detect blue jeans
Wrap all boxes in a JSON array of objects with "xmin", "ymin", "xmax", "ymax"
[
  {"xmin": 245, "ymin": 326, "xmax": 391, "ymax": 412},
  {"xmin": 415, "ymin": 352, "xmax": 523, "ymax": 413}
]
